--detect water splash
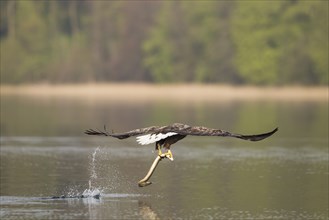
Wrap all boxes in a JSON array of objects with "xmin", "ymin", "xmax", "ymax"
[
  {"xmin": 83, "ymin": 147, "xmax": 102, "ymax": 198},
  {"xmin": 90, "ymin": 147, "xmax": 100, "ymax": 180},
  {"xmin": 58, "ymin": 146, "xmax": 125, "ymax": 199},
  {"xmin": 82, "ymin": 188, "xmax": 101, "ymax": 199}
]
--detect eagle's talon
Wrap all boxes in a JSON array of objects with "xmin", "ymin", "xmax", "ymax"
[
  {"xmin": 158, "ymin": 149, "xmax": 163, "ymax": 156},
  {"xmin": 165, "ymin": 150, "xmax": 174, "ymax": 161}
]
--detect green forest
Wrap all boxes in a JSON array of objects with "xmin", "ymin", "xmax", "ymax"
[{"xmin": 0, "ymin": 0, "xmax": 328, "ymax": 85}]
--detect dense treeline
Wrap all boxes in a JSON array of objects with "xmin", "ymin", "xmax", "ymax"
[{"xmin": 0, "ymin": 1, "xmax": 327, "ymax": 85}]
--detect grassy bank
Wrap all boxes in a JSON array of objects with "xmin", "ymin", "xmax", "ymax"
[{"xmin": 0, "ymin": 83, "xmax": 327, "ymax": 102}]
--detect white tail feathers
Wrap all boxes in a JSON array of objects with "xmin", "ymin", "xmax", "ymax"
[{"xmin": 136, "ymin": 132, "xmax": 178, "ymax": 145}]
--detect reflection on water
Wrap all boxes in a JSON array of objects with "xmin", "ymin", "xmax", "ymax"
[
  {"xmin": 1, "ymin": 96, "xmax": 328, "ymax": 141},
  {"xmin": 0, "ymin": 96, "xmax": 328, "ymax": 219}
]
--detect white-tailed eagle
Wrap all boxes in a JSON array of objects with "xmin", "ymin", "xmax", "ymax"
[{"xmin": 85, "ymin": 123, "xmax": 278, "ymax": 160}]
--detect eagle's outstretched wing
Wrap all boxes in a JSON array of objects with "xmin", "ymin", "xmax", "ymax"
[
  {"xmin": 85, "ymin": 125, "xmax": 166, "ymax": 139},
  {"xmin": 85, "ymin": 123, "xmax": 278, "ymax": 142},
  {"xmin": 174, "ymin": 125, "xmax": 278, "ymax": 141}
]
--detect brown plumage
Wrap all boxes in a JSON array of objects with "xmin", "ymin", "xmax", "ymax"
[{"xmin": 85, "ymin": 122, "xmax": 278, "ymax": 148}]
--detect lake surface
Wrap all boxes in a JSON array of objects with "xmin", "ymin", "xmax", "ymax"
[{"xmin": 0, "ymin": 95, "xmax": 328, "ymax": 219}]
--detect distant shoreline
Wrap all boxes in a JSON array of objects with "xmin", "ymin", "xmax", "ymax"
[{"xmin": 0, "ymin": 83, "xmax": 327, "ymax": 102}]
